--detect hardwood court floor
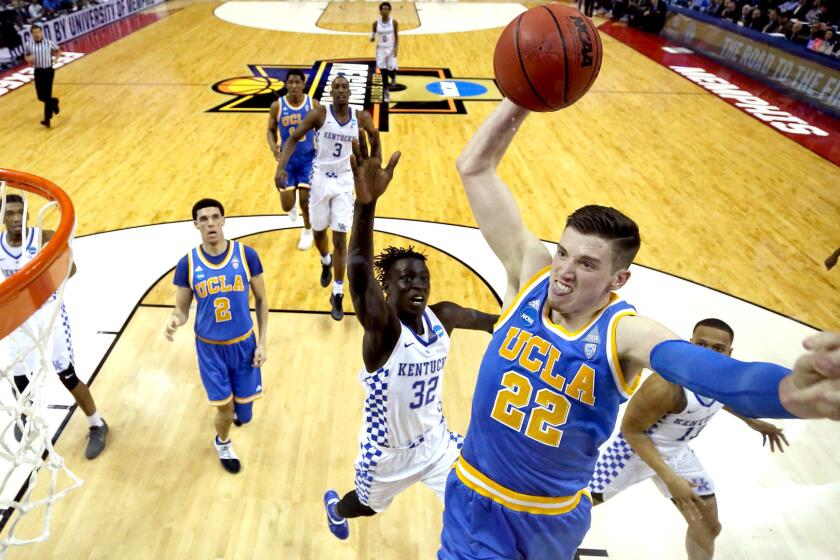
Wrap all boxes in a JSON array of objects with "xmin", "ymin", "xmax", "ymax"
[{"xmin": 0, "ymin": 1, "xmax": 838, "ymax": 559}]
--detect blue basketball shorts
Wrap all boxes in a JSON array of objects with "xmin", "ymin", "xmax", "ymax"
[
  {"xmin": 195, "ymin": 333, "xmax": 263, "ymax": 406},
  {"xmin": 438, "ymin": 470, "xmax": 592, "ymax": 560},
  {"xmin": 286, "ymin": 154, "xmax": 314, "ymax": 188}
]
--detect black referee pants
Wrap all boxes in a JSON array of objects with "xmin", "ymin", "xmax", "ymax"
[{"xmin": 34, "ymin": 67, "xmax": 58, "ymax": 123}]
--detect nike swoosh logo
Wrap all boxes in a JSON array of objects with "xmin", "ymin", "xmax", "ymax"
[{"xmin": 404, "ymin": 343, "xmax": 414, "ymax": 348}]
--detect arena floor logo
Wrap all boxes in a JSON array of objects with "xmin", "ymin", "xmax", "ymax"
[{"xmin": 209, "ymin": 58, "xmax": 502, "ymax": 131}]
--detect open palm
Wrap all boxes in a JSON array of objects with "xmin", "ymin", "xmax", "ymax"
[{"xmin": 351, "ymin": 129, "xmax": 401, "ymax": 204}]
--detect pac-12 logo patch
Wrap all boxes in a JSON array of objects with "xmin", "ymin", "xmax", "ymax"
[{"xmin": 584, "ymin": 343, "xmax": 597, "ymax": 360}]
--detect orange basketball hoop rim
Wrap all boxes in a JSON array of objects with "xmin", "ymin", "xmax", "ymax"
[{"xmin": 0, "ymin": 169, "xmax": 75, "ymax": 340}]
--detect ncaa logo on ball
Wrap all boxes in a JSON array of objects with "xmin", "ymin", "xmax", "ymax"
[{"xmin": 570, "ymin": 16, "xmax": 594, "ymax": 67}]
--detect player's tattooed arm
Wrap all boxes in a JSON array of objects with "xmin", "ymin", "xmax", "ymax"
[
  {"xmin": 267, "ymin": 100, "xmax": 281, "ymax": 160},
  {"xmin": 164, "ymin": 286, "xmax": 193, "ymax": 342},
  {"xmin": 429, "ymin": 301, "xmax": 498, "ymax": 335},
  {"xmin": 456, "ymin": 99, "xmax": 550, "ymax": 307},
  {"xmin": 277, "ymin": 105, "xmax": 326, "ymax": 185},
  {"xmin": 250, "ymin": 273, "xmax": 268, "ymax": 367},
  {"xmin": 621, "ymin": 374, "xmax": 707, "ymax": 520},
  {"xmin": 349, "ymin": 130, "xmax": 402, "ymax": 371}
]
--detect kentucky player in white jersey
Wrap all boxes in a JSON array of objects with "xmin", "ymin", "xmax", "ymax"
[
  {"xmin": 590, "ymin": 318, "xmax": 788, "ymax": 560},
  {"xmin": 0, "ymin": 194, "xmax": 109, "ymax": 459},
  {"xmin": 370, "ymin": 2, "xmax": 399, "ymax": 101},
  {"xmin": 277, "ymin": 74, "xmax": 377, "ymax": 322},
  {"xmin": 321, "ymin": 130, "xmax": 497, "ymax": 540}
]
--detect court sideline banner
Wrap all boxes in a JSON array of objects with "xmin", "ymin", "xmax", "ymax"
[
  {"xmin": 663, "ymin": 8, "xmax": 840, "ymax": 118},
  {"xmin": 18, "ymin": 0, "xmax": 165, "ymax": 45}
]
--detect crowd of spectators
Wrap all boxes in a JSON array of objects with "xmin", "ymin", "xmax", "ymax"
[
  {"xmin": 0, "ymin": 0, "xmax": 102, "ymax": 68},
  {"xmin": 673, "ymin": 0, "xmax": 840, "ymax": 59},
  {"xmin": 590, "ymin": 0, "xmax": 839, "ymax": 59}
]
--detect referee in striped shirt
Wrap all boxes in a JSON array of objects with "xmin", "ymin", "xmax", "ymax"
[{"xmin": 24, "ymin": 24, "xmax": 61, "ymax": 128}]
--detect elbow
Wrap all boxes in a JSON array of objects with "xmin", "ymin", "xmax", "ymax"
[{"xmin": 455, "ymin": 151, "xmax": 490, "ymax": 178}]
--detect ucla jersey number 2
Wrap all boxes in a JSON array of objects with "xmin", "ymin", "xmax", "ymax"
[{"xmin": 214, "ymin": 298, "xmax": 232, "ymax": 322}]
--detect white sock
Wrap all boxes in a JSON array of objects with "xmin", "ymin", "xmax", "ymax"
[
  {"xmin": 321, "ymin": 253, "xmax": 331, "ymax": 266},
  {"xmin": 87, "ymin": 411, "xmax": 103, "ymax": 428},
  {"xmin": 333, "ymin": 280, "xmax": 344, "ymax": 295}
]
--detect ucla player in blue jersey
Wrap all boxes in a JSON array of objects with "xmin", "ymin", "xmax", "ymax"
[
  {"xmin": 268, "ymin": 70, "xmax": 320, "ymax": 250},
  {"xmin": 322, "ymin": 131, "xmax": 498, "ymax": 540},
  {"xmin": 164, "ymin": 199, "xmax": 269, "ymax": 474},
  {"xmin": 439, "ymin": 99, "xmax": 840, "ymax": 559}
]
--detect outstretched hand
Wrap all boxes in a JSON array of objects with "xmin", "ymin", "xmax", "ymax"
[
  {"xmin": 746, "ymin": 419, "xmax": 788, "ymax": 452},
  {"xmin": 780, "ymin": 332, "xmax": 840, "ymax": 419},
  {"xmin": 350, "ymin": 129, "xmax": 401, "ymax": 204}
]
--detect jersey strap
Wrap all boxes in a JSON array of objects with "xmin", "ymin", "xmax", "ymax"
[{"xmin": 454, "ymin": 455, "xmax": 591, "ymax": 515}]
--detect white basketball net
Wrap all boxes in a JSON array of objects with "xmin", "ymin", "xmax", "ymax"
[{"xmin": 0, "ymin": 182, "xmax": 82, "ymax": 556}]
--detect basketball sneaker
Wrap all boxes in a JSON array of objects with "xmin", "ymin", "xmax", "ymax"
[
  {"xmin": 320, "ymin": 255, "xmax": 333, "ymax": 287},
  {"xmin": 330, "ymin": 293, "xmax": 344, "ymax": 321},
  {"xmin": 323, "ymin": 490, "xmax": 349, "ymax": 540},
  {"xmin": 288, "ymin": 205, "xmax": 299, "ymax": 223},
  {"xmin": 85, "ymin": 419, "xmax": 109, "ymax": 460},
  {"xmin": 214, "ymin": 435, "xmax": 241, "ymax": 474},
  {"xmin": 298, "ymin": 228, "xmax": 313, "ymax": 250}
]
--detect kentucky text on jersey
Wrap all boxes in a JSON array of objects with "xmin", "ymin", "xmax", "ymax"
[
  {"xmin": 397, "ymin": 357, "xmax": 447, "ymax": 377},
  {"xmin": 322, "ymin": 131, "xmax": 356, "ymax": 142}
]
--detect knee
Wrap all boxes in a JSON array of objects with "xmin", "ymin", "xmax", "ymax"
[
  {"xmin": 217, "ymin": 402, "xmax": 235, "ymax": 422},
  {"xmin": 57, "ymin": 364, "xmax": 80, "ymax": 391},
  {"xmin": 234, "ymin": 402, "xmax": 253, "ymax": 424},
  {"xmin": 689, "ymin": 518, "xmax": 721, "ymax": 541}
]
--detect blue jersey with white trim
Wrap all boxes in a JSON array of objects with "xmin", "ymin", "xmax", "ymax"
[
  {"xmin": 460, "ymin": 267, "xmax": 638, "ymax": 498},
  {"xmin": 187, "ymin": 241, "xmax": 254, "ymax": 342},
  {"xmin": 278, "ymin": 94, "xmax": 315, "ymax": 159}
]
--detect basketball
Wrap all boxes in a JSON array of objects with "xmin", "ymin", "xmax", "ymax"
[{"xmin": 493, "ymin": 3, "xmax": 603, "ymax": 111}]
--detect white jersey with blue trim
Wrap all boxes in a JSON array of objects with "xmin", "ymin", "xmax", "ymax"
[
  {"xmin": 313, "ymin": 104, "xmax": 358, "ymax": 176},
  {"xmin": 0, "ymin": 228, "xmax": 74, "ymax": 373},
  {"xmin": 647, "ymin": 388, "xmax": 724, "ymax": 454},
  {"xmin": 0, "ymin": 228, "xmax": 61, "ymax": 305},
  {"xmin": 358, "ymin": 307, "xmax": 451, "ymax": 449},
  {"xmin": 0, "ymin": 228, "xmax": 38, "ymax": 280},
  {"xmin": 375, "ymin": 17, "xmax": 396, "ymax": 52}
]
